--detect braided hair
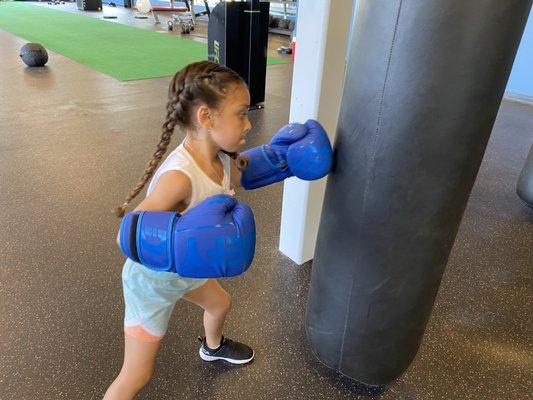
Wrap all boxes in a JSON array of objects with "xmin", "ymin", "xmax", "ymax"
[{"xmin": 113, "ymin": 61, "xmax": 249, "ymax": 217}]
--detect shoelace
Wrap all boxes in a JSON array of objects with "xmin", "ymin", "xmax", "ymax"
[{"xmin": 221, "ymin": 337, "xmax": 237, "ymax": 353}]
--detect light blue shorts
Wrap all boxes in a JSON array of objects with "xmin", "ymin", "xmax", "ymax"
[{"xmin": 122, "ymin": 258, "xmax": 207, "ymax": 342}]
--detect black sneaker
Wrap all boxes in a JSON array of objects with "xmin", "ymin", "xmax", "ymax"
[{"xmin": 198, "ymin": 335, "xmax": 254, "ymax": 365}]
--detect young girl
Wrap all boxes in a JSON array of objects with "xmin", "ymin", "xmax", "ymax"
[{"xmin": 104, "ymin": 61, "xmax": 254, "ymax": 400}]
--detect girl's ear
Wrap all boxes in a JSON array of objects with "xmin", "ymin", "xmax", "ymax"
[{"xmin": 196, "ymin": 105, "xmax": 214, "ymax": 130}]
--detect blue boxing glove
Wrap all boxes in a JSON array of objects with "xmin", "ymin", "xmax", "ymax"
[
  {"xmin": 119, "ymin": 194, "xmax": 256, "ymax": 278},
  {"xmin": 240, "ymin": 119, "xmax": 333, "ymax": 190}
]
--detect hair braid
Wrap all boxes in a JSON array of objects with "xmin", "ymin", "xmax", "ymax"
[
  {"xmin": 221, "ymin": 150, "xmax": 249, "ymax": 171},
  {"xmin": 113, "ymin": 75, "xmax": 183, "ymax": 217}
]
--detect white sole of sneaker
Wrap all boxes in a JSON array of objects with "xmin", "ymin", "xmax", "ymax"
[{"xmin": 199, "ymin": 348, "xmax": 254, "ymax": 365}]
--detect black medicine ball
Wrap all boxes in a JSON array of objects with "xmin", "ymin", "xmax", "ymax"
[{"xmin": 20, "ymin": 43, "xmax": 49, "ymax": 67}]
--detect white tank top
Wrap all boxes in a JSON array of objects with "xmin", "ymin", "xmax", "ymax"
[{"xmin": 146, "ymin": 141, "xmax": 234, "ymax": 213}]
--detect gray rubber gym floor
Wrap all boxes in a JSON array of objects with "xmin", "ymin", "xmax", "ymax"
[{"xmin": 1, "ymin": 11, "xmax": 532, "ymax": 400}]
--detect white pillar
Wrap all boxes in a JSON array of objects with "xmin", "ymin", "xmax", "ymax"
[{"xmin": 279, "ymin": 0, "xmax": 353, "ymax": 264}]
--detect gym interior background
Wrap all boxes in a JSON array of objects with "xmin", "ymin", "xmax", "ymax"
[{"xmin": 0, "ymin": 0, "xmax": 532, "ymax": 399}]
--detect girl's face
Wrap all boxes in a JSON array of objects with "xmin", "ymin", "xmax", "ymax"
[{"xmin": 209, "ymin": 83, "xmax": 252, "ymax": 153}]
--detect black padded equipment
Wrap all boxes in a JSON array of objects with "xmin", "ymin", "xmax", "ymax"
[
  {"xmin": 306, "ymin": 0, "xmax": 532, "ymax": 386},
  {"xmin": 19, "ymin": 43, "xmax": 48, "ymax": 67},
  {"xmin": 207, "ymin": 0, "xmax": 270, "ymax": 107},
  {"xmin": 517, "ymin": 144, "xmax": 533, "ymax": 208}
]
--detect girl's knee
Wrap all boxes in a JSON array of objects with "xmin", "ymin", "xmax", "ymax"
[
  {"xmin": 119, "ymin": 364, "xmax": 154, "ymax": 390},
  {"xmin": 223, "ymin": 293, "xmax": 232, "ymax": 313},
  {"xmin": 120, "ymin": 331, "xmax": 160, "ymax": 391},
  {"xmin": 210, "ymin": 292, "xmax": 232, "ymax": 317}
]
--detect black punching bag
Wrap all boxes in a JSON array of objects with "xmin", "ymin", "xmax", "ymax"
[{"xmin": 306, "ymin": 0, "xmax": 532, "ymax": 385}]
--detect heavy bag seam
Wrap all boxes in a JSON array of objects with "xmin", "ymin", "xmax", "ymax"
[{"xmin": 337, "ymin": 0, "xmax": 404, "ymax": 372}]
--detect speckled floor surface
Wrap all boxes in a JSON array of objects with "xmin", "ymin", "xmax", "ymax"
[{"xmin": 1, "ymin": 7, "xmax": 532, "ymax": 400}]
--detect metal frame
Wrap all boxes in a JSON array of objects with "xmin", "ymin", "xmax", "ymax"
[{"xmin": 150, "ymin": 0, "xmax": 211, "ymax": 15}]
